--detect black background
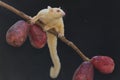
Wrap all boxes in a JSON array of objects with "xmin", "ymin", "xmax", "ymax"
[{"xmin": 0, "ymin": 0, "xmax": 120, "ymax": 80}]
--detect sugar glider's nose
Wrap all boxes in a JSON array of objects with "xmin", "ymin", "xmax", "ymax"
[{"xmin": 62, "ymin": 12, "xmax": 66, "ymax": 16}]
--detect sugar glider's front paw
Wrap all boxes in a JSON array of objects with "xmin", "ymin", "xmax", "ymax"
[
  {"xmin": 27, "ymin": 17, "xmax": 35, "ymax": 24},
  {"xmin": 43, "ymin": 26, "xmax": 50, "ymax": 32},
  {"xmin": 43, "ymin": 27, "xmax": 48, "ymax": 32},
  {"xmin": 30, "ymin": 19, "xmax": 36, "ymax": 24}
]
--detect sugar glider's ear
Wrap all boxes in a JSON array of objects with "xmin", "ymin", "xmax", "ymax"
[
  {"xmin": 48, "ymin": 6, "xmax": 53, "ymax": 12},
  {"xmin": 47, "ymin": 6, "xmax": 52, "ymax": 9},
  {"xmin": 59, "ymin": 6, "xmax": 61, "ymax": 9}
]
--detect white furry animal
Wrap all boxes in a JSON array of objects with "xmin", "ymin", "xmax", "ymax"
[{"xmin": 31, "ymin": 6, "xmax": 65, "ymax": 78}]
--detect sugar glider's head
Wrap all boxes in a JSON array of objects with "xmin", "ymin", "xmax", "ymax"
[{"xmin": 47, "ymin": 6, "xmax": 65, "ymax": 19}]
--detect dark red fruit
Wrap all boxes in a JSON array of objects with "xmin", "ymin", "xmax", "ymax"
[
  {"xmin": 6, "ymin": 20, "xmax": 30, "ymax": 47},
  {"xmin": 91, "ymin": 56, "xmax": 115, "ymax": 74},
  {"xmin": 73, "ymin": 61, "xmax": 94, "ymax": 80},
  {"xmin": 28, "ymin": 24, "xmax": 47, "ymax": 48}
]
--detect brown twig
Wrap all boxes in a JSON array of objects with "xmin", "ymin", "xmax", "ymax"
[{"xmin": 0, "ymin": 1, "xmax": 90, "ymax": 61}]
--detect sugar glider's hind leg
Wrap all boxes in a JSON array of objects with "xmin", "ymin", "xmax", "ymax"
[{"xmin": 47, "ymin": 32, "xmax": 61, "ymax": 78}]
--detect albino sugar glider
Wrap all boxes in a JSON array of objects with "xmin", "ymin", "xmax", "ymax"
[{"xmin": 31, "ymin": 6, "xmax": 65, "ymax": 78}]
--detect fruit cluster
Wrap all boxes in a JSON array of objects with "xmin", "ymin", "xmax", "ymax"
[
  {"xmin": 73, "ymin": 56, "xmax": 115, "ymax": 80},
  {"xmin": 6, "ymin": 20, "xmax": 47, "ymax": 48}
]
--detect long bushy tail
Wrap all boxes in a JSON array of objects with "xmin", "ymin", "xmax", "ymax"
[{"xmin": 47, "ymin": 33, "xmax": 61, "ymax": 78}]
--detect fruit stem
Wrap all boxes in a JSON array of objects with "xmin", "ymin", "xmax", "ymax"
[{"xmin": 0, "ymin": 1, "xmax": 90, "ymax": 61}]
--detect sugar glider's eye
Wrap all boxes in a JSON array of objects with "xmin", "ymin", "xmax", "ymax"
[{"xmin": 56, "ymin": 9, "xmax": 60, "ymax": 12}]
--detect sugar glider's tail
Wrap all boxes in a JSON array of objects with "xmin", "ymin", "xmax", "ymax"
[{"xmin": 47, "ymin": 32, "xmax": 61, "ymax": 79}]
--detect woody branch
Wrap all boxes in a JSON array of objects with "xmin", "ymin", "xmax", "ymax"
[{"xmin": 0, "ymin": 1, "xmax": 89, "ymax": 61}]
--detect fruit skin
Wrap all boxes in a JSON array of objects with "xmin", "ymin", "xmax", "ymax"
[
  {"xmin": 73, "ymin": 61, "xmax": 94, "ymax": 80},
  {"xmin": 28, "ymin": 24, "xmax": 47, "ymax": 48},
  {"xmin": 91, "ymin": 56, "xmax": 115, "ymax": 74},
  {"xmin": 6, "ymin": 20, "xmax": 30, "ymax": 47}
]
